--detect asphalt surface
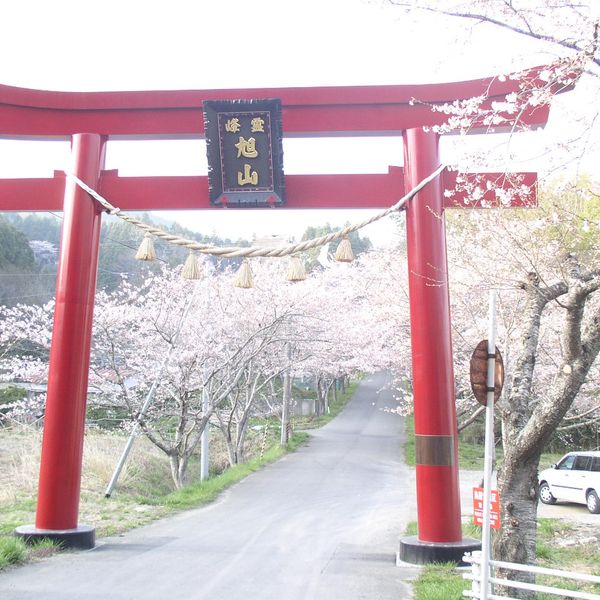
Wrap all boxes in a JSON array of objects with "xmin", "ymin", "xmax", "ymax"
[{"xmin": 0, "ymin": 372, "xmax": 417, "ymax": 600}]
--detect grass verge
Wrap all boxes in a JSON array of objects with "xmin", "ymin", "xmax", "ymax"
[
  {"xmin": 410, "ymin": 518, "xmax": 600, "ymax": 599},
  {"xmin": 0, "ymin": 537, "xmax": 26, "ymax": 569},
  {"xmin": 409, "ymin": 522, "xmax": 480, "ymax": 600},
  {"xmin": 0, "ymin": 537, "xmax": 61, "ymax": 570},
  {"xmin": 413, "ymin": 563, "xmax": 466, "ymax": 600}
]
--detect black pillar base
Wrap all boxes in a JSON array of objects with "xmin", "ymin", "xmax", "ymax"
[
  {"xmin": 15, "ymin": 525, "xmax": 95, "ymax": 550},
  {"xmin": 399, "ymin": 535, "xmax": 480, "ymax": 565}
]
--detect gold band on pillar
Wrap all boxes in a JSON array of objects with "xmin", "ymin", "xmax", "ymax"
[{"xmin": 415, "ymin": 434, "xmax": 455, "ymax": 466}]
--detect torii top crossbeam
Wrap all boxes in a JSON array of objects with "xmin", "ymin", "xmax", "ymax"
[
  {"xmin": 0, "ymin": 68, "xmax": 553, "ymax": 137},
  {"xmin": 0, "ymin": 68, "xmax": 552, "ymax": 212}
]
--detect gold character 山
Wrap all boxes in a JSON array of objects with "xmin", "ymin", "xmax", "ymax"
[{"xmin": 238, "ymin": 164, "xmax": 258, "ymax": 186}]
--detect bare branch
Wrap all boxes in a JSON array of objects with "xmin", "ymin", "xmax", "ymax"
[{"xmin": 457, "ymin": 404, "xmax": 486, "ymax": 432}]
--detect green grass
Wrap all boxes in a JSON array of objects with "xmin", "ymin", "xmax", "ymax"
[
  {"xmin": 407, "ymin": 522, "xmax": 480, "ymax": 599},
  {"xmin": 535, "ymin": 533, "xmax": 600, "ymax": 598},
  {"xmin": 408, "ymin": 522, "xmax": 479, "ymax": 599},
  {"xmin": 413, "ymin": 563, "xmax": 466, "ymax": 600},
  {"xmin": 404, "ymin": 521, "xmax": 418, "ymax": 536},
  {"xmin": 0, "ymin": 537, "xmax": 63, "ymax": 570},
  {"xmin": 538, "ymin": 452, "xmax": 565, "ymax": 470},
  {"xmin": 535, "ymin": 517, "xmax": 600, "ymax": 595},
  {"xmin": 0, "ymin": 497, "xmax": 41, "ymax": 561},
  {"xmin": 0, "ymin": 537, "xmax": 26, "ymax": 569},
  {"xmin": 409, "ymin": 517, "xmax": 600, "ymax": 598}
]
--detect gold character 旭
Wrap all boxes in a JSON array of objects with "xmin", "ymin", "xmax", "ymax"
[
  {"xmin": 251, "ymin": 117, "xmax": 265, "ymax": 133},
  {"xmin": 238, "ymin": 164, "xmax": 258, "ymax": 186},
  {"xmin": 235, "ymin": 136, "xmax": 258, "ymax": 158},
  {"xmin": 225, "ymin": 118, "xmax": 241, "ymax": 133}
]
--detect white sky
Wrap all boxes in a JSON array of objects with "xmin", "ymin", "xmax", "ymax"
[{"xmin": 0, "ymin": 0, "xmax": 592, "ymax": 245}]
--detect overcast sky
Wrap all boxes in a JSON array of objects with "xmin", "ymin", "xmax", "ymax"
[{"xmin": 0, "ymin": 0, "xmax": 588, "ymax": 244}]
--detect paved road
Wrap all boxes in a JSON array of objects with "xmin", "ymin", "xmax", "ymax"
[{"xmin": 0, "ymin": 373, "xmax": 417, "ymax": 600}]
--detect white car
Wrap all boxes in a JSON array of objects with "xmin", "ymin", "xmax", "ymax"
[{"xmin": 538, "ymin": 451, "xmax": 600, "ymax": 514}]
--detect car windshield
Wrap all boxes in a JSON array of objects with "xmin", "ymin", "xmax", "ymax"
[{"xmin": 557, "ymin": 455, "xmax": 576, "ymax": 470}]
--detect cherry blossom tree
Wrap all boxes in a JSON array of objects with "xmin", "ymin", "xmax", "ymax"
[
  {"xmin": 91, "ymin": 264, "xmax": 308, "ymax": 487},
  {"xmin": 388, "ymin": 0, "xmax": 600, "ymax": 71},
  {"xmin": 443, "ymin": 181, "xmax": 600, "ymax": 589},
  {"xmin": 379, "ymin": 3, "xmax": 600, "ymax": 590}
]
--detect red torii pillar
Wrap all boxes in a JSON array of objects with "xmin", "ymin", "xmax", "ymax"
[
  {"xmin": 15, "ymin": 135, "xmax": 106, "ymax": 548},
  {"xmin": 0, "ymin": 71, "xmax": 568, "ymax": 558},
  {"xmin": 400, "ymin": 129, "xmax": 464, "ymax": 560}
]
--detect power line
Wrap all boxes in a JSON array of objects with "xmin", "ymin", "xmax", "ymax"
[
  {"xmin": 10, "ymin": 211, "xmax": 172, "ymax": 263},
  {"xmin": 0, "ymin": 273, "xmax": 56, "ymax": 277},
  {"xmin": 0, "ymin": 293, "xmax": 53, "ymax": 301}
]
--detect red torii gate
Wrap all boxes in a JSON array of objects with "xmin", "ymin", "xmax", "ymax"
[{"xmin": 0, "ymin": 71, "xmax": 563, "ymax": 562}]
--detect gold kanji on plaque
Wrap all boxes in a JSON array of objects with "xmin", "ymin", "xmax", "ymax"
[
  {"xmin": 237, "ymin": 164, "xmax": 258, "ymax": 186},
  {"xmin": 204, "ymin": 99, "xmax": 285, "ymax": 206},
  {"xmin": 235, "ymin": 136, "xmax": 258, "ymax": 158},
  {"xmin": 251, "ymin": 117, "xmax": 265, "ymax": 133},
  {"xmin": 225, "ymin": 118, "xmax": 241, "ymax": 133}
]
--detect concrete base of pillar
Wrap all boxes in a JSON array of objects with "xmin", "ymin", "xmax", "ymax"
[
  {"xmin": 398, "ymin": 535, "xmax": 480, "ymax": 565},
  {"xmin": 15, "ymin": 524, "xmax": 95, "ymax": 550}
]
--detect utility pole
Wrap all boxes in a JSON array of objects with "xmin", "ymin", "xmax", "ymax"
[
  {"xmin": 480, "ymin": 291, "xmax": 498, "ymax": 600},
  {"xmin": 280, "ymin": 343, "xmax": 292, "ymax": 446},
  {"xmin": 200, "ymin": 373, "xmax": 210, "ymax": 482}
]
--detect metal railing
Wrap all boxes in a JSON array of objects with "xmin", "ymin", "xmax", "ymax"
[{"xmin": 463, "ymin": 550, "xmax": 600, "ymax": 600}]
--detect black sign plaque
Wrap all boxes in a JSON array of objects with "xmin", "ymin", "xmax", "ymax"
[{"xmin": 203, "ymin": 99, "xmax": 285, "ymax": 207}]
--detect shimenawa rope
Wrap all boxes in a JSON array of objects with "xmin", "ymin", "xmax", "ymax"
[{"xmin": 67, "ymin": 164, "xmax": 446, "ymax": 260}]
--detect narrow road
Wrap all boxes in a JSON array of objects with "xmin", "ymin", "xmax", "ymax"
[{"xmin": 0, "ymin": 373, "xmax": 416, "ymax": 599}]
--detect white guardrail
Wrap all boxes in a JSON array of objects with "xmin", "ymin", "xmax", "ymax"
[{"xmin": 463, "ymin": 550, "xmax": 600, "ymax": 600}]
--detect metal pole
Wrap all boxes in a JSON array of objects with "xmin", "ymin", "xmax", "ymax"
[
  {"xmin": 104, "ymin": 288, "xmax": 197, "ymax": 497},
  {"xmin": 280, "ymin": 342, "xmax": 292, "ymax": 446},
  {"xmin": 200, "ymin": 371, "xmax": 210, "ymax": 482},
  {"xmin": 480, "ymin": 290, "xmax": 497, "ymax": 600}
]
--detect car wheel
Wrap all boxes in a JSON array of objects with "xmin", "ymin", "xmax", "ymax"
[
  {"xmin": 586, "ymin": 490, "xmax": 600, "ymax": 514},
  {"xmin": 539, "ymin": 482, "xmax": 557, "ymax": 505}
]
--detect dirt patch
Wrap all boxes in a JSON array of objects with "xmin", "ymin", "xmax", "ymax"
[{"xmin": 554, "ymin": 522, "xmax": 600, "ymax": 548}]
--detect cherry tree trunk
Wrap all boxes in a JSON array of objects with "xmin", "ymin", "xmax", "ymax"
[
  {"xmin": 493, "ymin": 453, "xmax": 540, "ymax": 598},
  {"xmin": 169, "ymin": 453, "xmax": 188, "ymax": 489}
]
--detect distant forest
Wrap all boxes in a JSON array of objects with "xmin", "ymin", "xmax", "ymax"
[{"xmin": 0, "ymin": 213, "xmax": 371, "ymax": 307}]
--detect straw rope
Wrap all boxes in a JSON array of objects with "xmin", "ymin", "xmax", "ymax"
[{"xmin": 67, "ymin": 164, "xmax": 446, "ymax": 259}]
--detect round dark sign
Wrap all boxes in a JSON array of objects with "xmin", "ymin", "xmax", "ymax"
[{"xmin": 469, "ymin": 340, "xmax": 504, "ymax": 406}]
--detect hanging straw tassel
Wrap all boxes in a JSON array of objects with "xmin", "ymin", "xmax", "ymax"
[
  {"xmin": 181, "ymin": 250, "xmax": 202, "ymax": 280},
  {"xmin": 335, "ymin": 235, "xmax": 354, "ymax": 263},
  {"xmin": 135, "ymin": 232, "xmax": 156, "ymax": 261},
  {"xmin": 234, "ymin": 258, "xmax": 254, "ymax": 288},
  {"xmin": 287, "ymin": 255, "xmax": 307, "ymax": 282}
]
